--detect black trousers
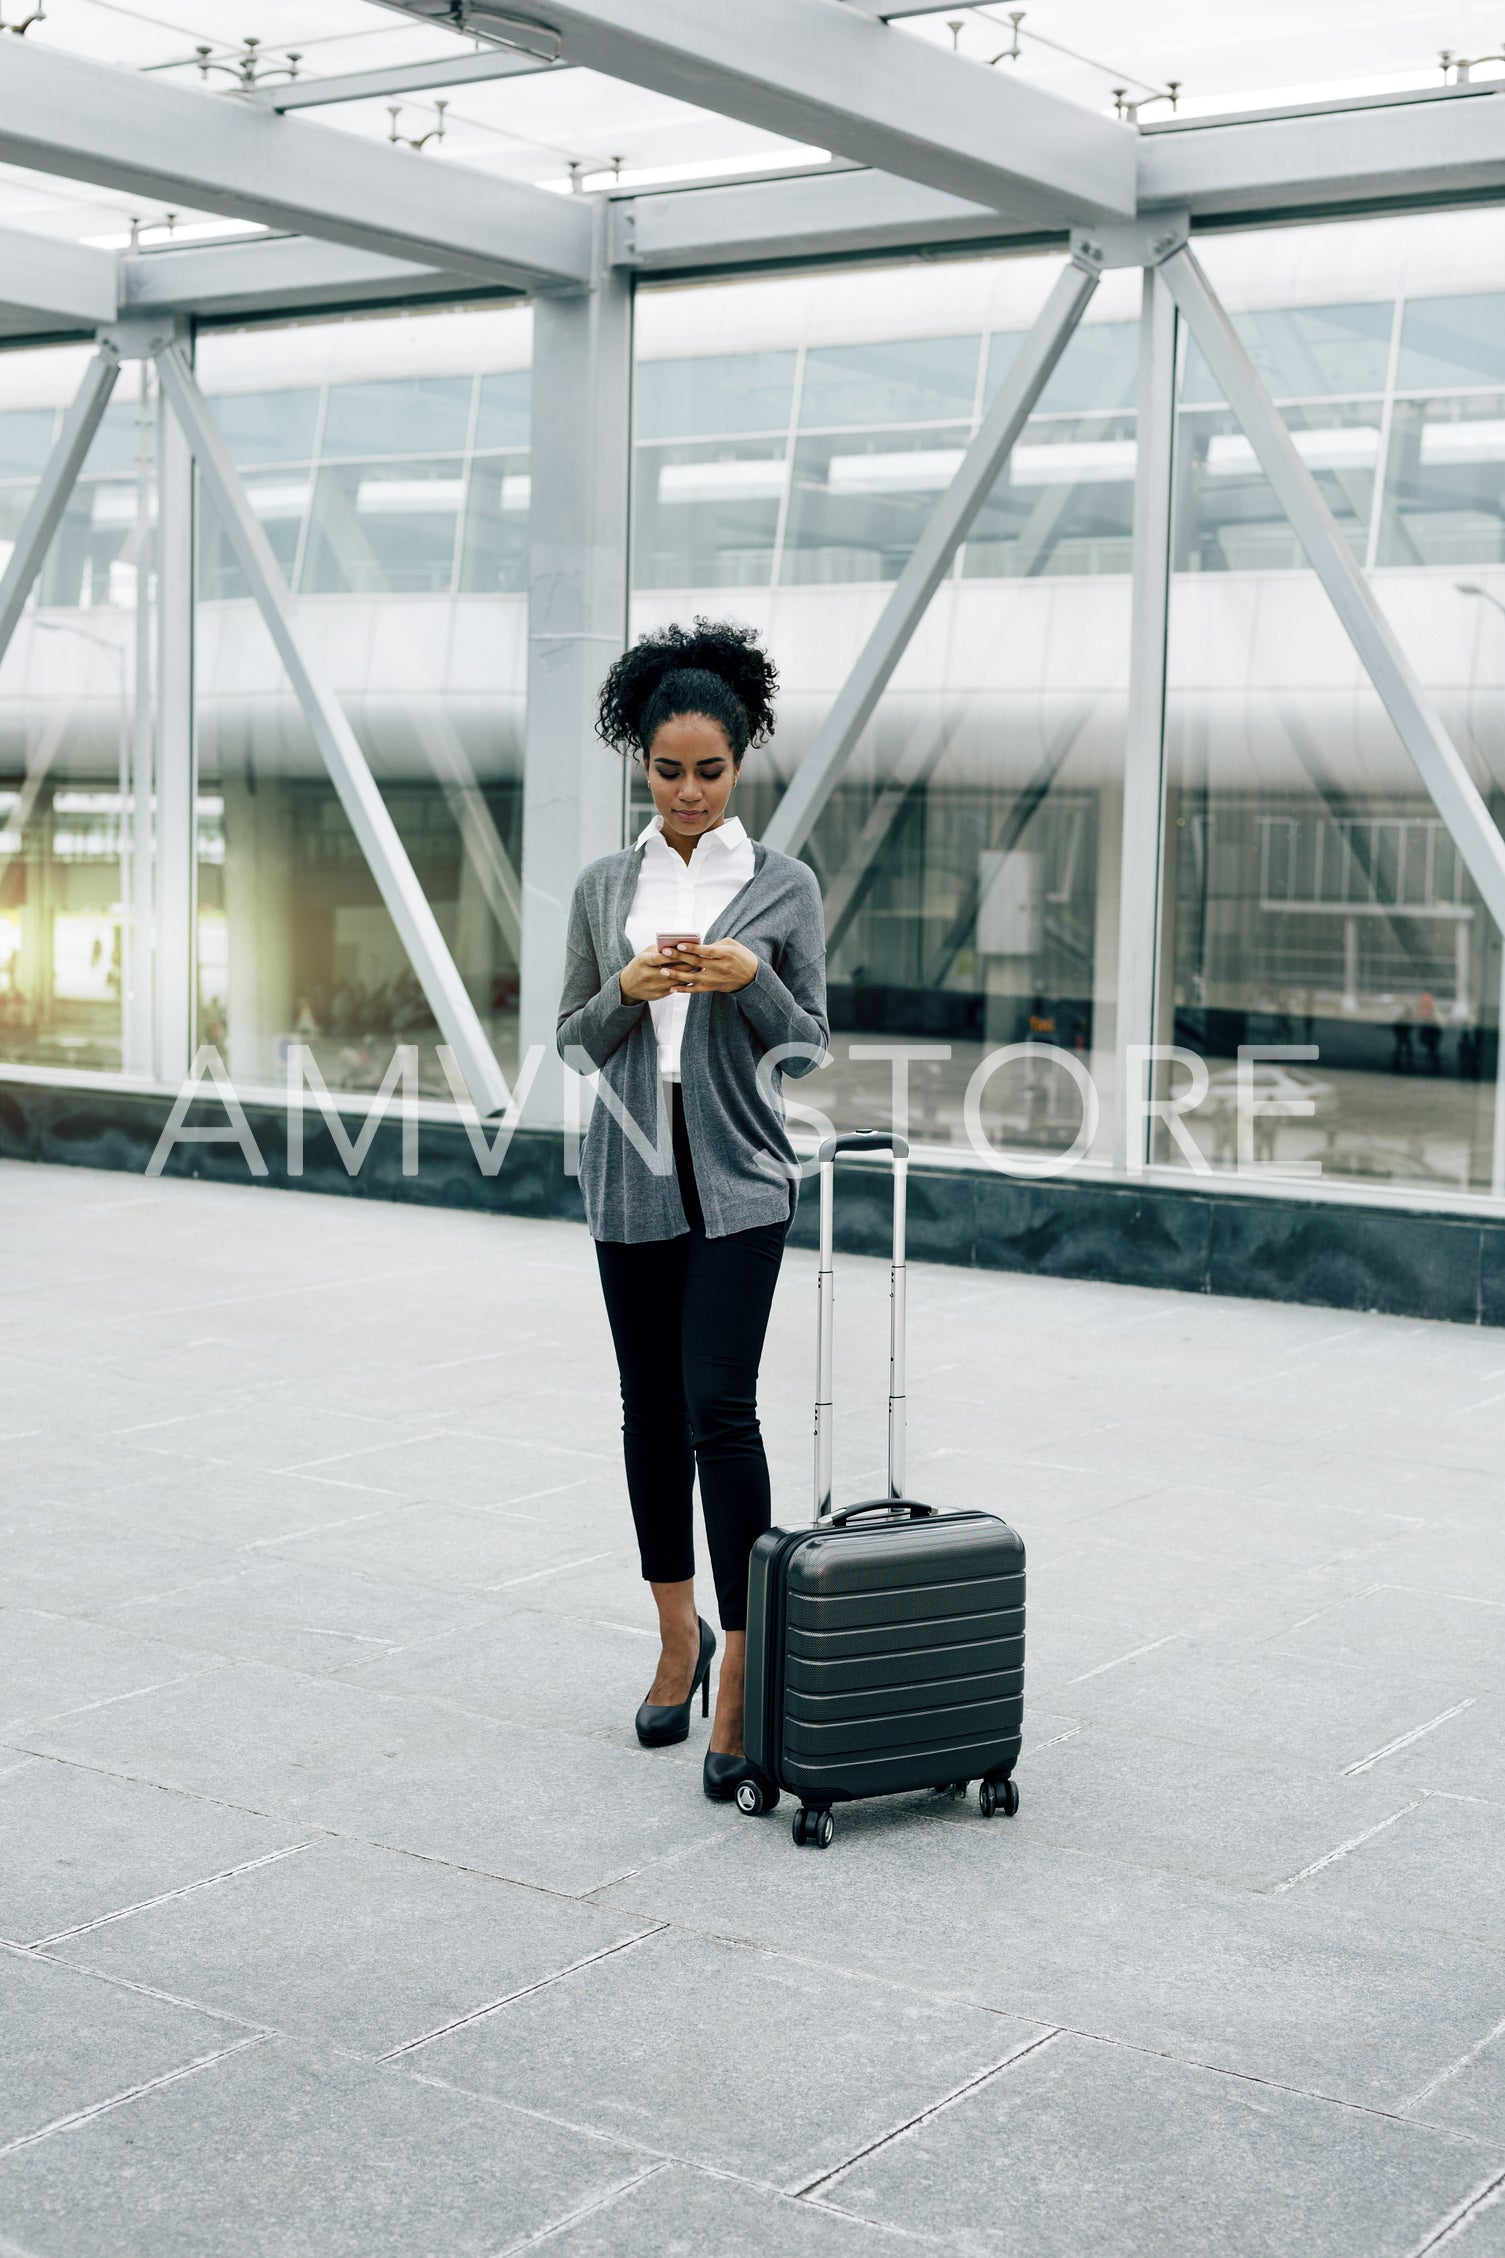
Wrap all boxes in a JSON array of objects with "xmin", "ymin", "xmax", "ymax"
[{"xmin": 594, "ymin": 1086, "xmax": 788, "ymax": 1632}]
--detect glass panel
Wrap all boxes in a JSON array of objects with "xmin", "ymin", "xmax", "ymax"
[
  {"xmin": 1182, "ymin": 303, "xmax": 1393, "ymax": 403},
  {"xmin": 986, "ymin": 320, "xmax": 1139, "ymax": 414},
  {"xmin": 962, "ymin": 411, "xmax": 1137, "ymax": 578},
  {"xmin": 0, "ymin": 616, "xmax": 145, "ymax": 1075},
  {"xmin": 636, "ymin": 352, "xmax": 796, "ymax": 440},
  {"xmin": 1159, "ymin": 462, "xmax": 1501, "ymax": 1193},
  {"xmin": 198, "ymin": 471, "xmax": 311, "ymax": 599},
  {"xmin": 1174, "ymin": 401, "xmax": 1381, "ymax": 572},
  {"xmin": 320, "ymin": 376, "xmax": 473, "ymax": 459},
  {"xmin": 632, "ymin": 439, "xmax": 785, "ymax": 588},
  {"xmin": 631, "ymin": 256, "xmax": 1131, "ymax": 1157},
  {"xmin": 1397, "ymin": 294, "xmax": 1505, "ymax": 392},
  {"xmin": 207, "ymin": 388, "xmax": 321, "ymax": 466},
  {"xmin": 458, "ymin": 454, "xmax": 531, "ymax": 594},
  {"xmin": 197, "ymin": 488, "xmax": 524, "ymax": 1097},
  {"xmin": 302, "ymin": 459, "xmax": 463, "ymax": 595},
  {"xmin": 0, "ymin": 408, "xmax": 57, "ymax": 479},
  {"xmin": 798, "ymin": 337, "xmax": 979, "ymax": 428},
  {"xmin": 1378, "ymin": 393, "xmax": 1505, "ymax": 567},
  {"xmin": 781, "ymin": 424, "xmax": 970, "ymax": 584},
  {"xmin": 473, "ymin": 370, "xmax": 531, "ymax": 451}
]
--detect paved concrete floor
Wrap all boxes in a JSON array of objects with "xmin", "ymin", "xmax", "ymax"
[{"xmin": 2, "ymin": 1159, "xmax": 1505, "ymax": 2258}]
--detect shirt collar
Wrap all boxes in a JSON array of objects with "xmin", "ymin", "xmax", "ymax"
[{"xmin": 634, "ymin": 813, "xmax": 749, "ymax": 856}]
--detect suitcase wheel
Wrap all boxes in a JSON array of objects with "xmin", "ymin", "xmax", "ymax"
[
  {"xmin": 793, "ymin": 1805, "xmax": 834, "ymax": 1849},
  {"xmin": 735, "ymin": 1777, "xmax": 779, "ymax": 1817},
  {"xmin": 979, "ymin": 1777, "xmax": 1020, "ymax": 1820}
]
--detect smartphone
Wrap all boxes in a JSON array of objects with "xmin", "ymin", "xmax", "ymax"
[{"xmin": 656, "ymin": 931, "xmax": 701, "ymax": 953}]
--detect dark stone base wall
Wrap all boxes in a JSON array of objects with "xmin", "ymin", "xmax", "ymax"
[{"xmin": 5, "ymin": 1076, "xmax": 1505, "ymax": 1328}]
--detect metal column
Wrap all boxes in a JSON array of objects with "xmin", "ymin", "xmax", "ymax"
[
  {"xmin": 519, "ymin": 211, "xmax": 633, "ymax": 1127},
  {"xmin": 762, "ymin": 248, "xmax": 1102, "ymax": 859},
  {"xmin": 155, "ymin": 340, "xmax": 510, "ymax": 1119},
  {"xmin": 154, "ymin": 336, "xmax": 196, "ymax": 1087},
  {"xmin": 1161, "ymin": 245, "xmax": 1505, "ymax": 941},
  {"xmin": 1114, "ymin": 263, "xmax": 1178, "ymax": 1169}
]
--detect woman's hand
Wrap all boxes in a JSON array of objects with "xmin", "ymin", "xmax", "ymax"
[
  {"xmin": 619, "ymin": 947, "xmax": 694, "ymax": 1004},
  {"xmin": 674, "ymin": 940, "xmax": 760, "ymax": 994}
]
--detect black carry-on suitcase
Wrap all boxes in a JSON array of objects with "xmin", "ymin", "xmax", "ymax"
[{"xmin": 741, "ymin": 1130, "xmax": 1025, "ymax": 1847}]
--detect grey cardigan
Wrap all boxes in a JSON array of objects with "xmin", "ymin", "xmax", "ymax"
[{"xmin": 556, "ymin": 839, "xmax": 829, "ymax": 1242}]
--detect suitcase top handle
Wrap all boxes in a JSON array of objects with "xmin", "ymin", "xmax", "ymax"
[
  {"xmin": 817, "ymin": 1129, "xmax": 910, "ymax": 1163},
  {"xmin": 814, "ymin": 1128, "xmax": 908, "ymax": 1521},
  {"xmin": 827, "ymin": 1499, "xmax": 935, "ymax": 1527}
]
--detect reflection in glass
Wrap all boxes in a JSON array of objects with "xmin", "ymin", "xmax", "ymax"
[
  {"xmin": 799, "ymin": 336, "xmax": 979, "ymax": 428},
  {"xmin": 473, "ymin": 370, "xmax": 531, "ymax": 452},
  {"xmin": 1181, "ymin": 302, "xmax": 1392, "ymax": 403},
  {"xmin": 782, "ymin": 425, "xmax": 971, "ymax": 582},
  {"xmin": 320, "ymin": 376, "xmax": 473, "ymax": 458},
  {"xmin": 199, "ymin": 473, "xmax": 311, "ymax": 599},
  {"xmin": 1396, "ymin": 294, "xmax": 1505, "ymax": 392},
  {"xmin": 303, "ymin": 459, "xmax": 464, "ymax": 595},
  {"xmin": 1379, "ymin": 394, "xmax": 1505, "ymax": 567},
  {"xmin": 636, "ymin": 353, "xmax": 795, "ymax": 440},
  {"xmin": 1175, "ymin": 402, "xmax": 1380, "ymax": 571},
  {"xmin": 207, "ymin": 389, "xmax": 321, "ymax": 466},
  {"xmin": 986, "ymin": 320, "xmax": 1139, "ymax": 414},
  {"xmin": 633, "ymin": 439, "xmax": 785, "ymax": 587},
  {"xmin": 962, "ymin": 414, "xmax": 1137, "ymax": 578},
  {"xmin": 458, "ymin": 455, "xmax": 530, "ymax": 594}
]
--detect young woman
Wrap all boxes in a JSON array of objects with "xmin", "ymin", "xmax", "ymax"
[{"xmin": 557, "ymin": 620, "xmax": 828, "ymax": 1802}]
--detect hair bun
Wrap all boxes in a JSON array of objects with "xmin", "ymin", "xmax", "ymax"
[{"xmin": 596, "ymin": 617, "xmax": 778, "ymax": 759}]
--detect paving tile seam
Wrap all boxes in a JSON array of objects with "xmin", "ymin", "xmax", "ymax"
[
  {"xmin": 3, "ymin": 1937, "xmax": 279, "ymax": 2034},
  {"xmin": 26, "ymin": 1838, "xmax": 321, "ymax": 1949},
  {"xmin": 1404, "ymin": 2165, "xmax": 1505, "ymax": 2257},
  {"xmin": 377, "ymin": 1925, "xmax": 668, "ymax": 2060},
  {"xmin": 559, "ymin": 1906, "xmax": 1505, "ymax": 2139},
  {"xmin": 1267, "ymin": 1800, "xmax": 1425, "ymax": 1894},
  {"xmin": 1039, "ymin": 2024, "xmax": 1505, "ymax": 2146},
  {"xmin": 488, "ymin": 2160, "xmax": 672, "ymax": 2256},
  {"xmin": 1400, "ymin": 2014, "xmax": 1505, "ymax": 2115},
  {"xmin": 1, "ymin": 1660, "xmax": 224, "ymax": 1733},
  {"xmin": 391, "ymin": 2066, "xmax": 940, "ymax": 2244},
  {"xmin": 790, "ymin": 2029, "xmax": 1065, "ymax": 2200},
  {"xmin": 0, "ymin": 2032, "xmax": 272, "ymax": 2160}
]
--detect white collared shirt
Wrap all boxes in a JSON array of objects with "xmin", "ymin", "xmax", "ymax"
[{"xmin": 623, "ymin": 812, "xmax": 757, "ymax": 1081}]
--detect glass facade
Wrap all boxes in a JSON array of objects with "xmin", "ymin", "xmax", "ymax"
[
  {"xmin": 191, "ymin": 309, "xmax": 530, "ymax": 1098},
  {"xmin": 6, "ymin": 214, "xmax": 1505, "ymax": 1203}
]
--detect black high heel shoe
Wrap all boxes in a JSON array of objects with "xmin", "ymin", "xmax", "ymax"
[
  {"xmin": 635, "ymin": 1617, "xmax": 716, "ymax": 1748},
  {"xmin": 703, "ymin": 1749, "xmax": 776, "ymax": 1807}
]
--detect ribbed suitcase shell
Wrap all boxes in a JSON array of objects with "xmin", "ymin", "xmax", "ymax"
[{"xmin": 745, "ymin": 1507, "xmax": 1025, "ymax": 1802}]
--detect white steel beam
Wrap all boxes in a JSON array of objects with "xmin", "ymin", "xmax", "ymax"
[
  {"xmin": 0, "ymin": 344, "xmax": 119, "ymax": 669},
  {"xmin": 1141, "ymin": 87, "xmax": 1505, "ymax": 221},
  {"xmin": 420, "ymin": 0, "xmax": 1135, "ymax": 225},
  {"xmin": 0, "ymin": 226, "xmax": 117, "ymax": 328},
  {"xmin": 122, "ymin": 238, "xmax": 463, "ymax": 319},
  {"xmin": 0, "ymin": 42, "xmax": 591, "ymax": 292},
  {"xmin": 763, "ymin": 248, "xmax": 1101, "ymax": 859},
  {"xmin": 1161, "ymin": 244, "xmax": 1505, "ymax": 943},
  {"xmin": 619, "ymin": 168, "xmax": 999, "ymax": 271},
  {"xmin": 1114, "ymin": 265, "xmax": 1177, "ymax": 1172},
  {"xmin": 154, "ymin": 341, "xmax": 511, "ymax": 1118},
  {"xmin": 260, "ymin": 49, "xmax": 560, "ymax": 109}
]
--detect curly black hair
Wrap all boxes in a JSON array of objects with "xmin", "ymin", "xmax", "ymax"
[{"xmin": 595, "ymin": 617, "xmax": 778, "ymax": 764}]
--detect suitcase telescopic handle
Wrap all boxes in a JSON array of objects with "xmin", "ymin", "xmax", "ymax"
[{"xmin": 814, "ymin": 1130, "xmax": 908, "ymax": 1523}]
